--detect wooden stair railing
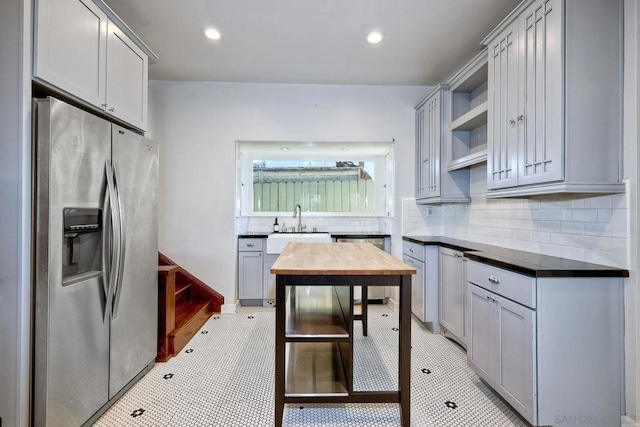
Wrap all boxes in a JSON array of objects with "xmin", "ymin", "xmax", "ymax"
[{"xmin": 157, "ymin": 252, "xmax": 224, "ymax": 362}]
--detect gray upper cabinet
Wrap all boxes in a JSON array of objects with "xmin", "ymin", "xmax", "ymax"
[
  {"xmin": 34, "ymin": 0, "xmax": 108, "ymax": 108},
  {"xmin": 415, "ymin": 85, "xmax": 470, "ymax": 204},
  {"xmin": 105, "ymin": 21, "xmax": 148, "ymax": 130},
  {"xmin": 34, "ymin": 0, "xmax": 152, "ymax": 131},
  {"xmin": 483, "ymin": 0, "xmax": 624, "ymax": 197}
]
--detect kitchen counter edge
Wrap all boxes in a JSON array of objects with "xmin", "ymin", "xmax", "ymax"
[
  {"xmin": 403, "ymin": 236, "xmax": 629, "ymax": 278},
  {"xmin": 239, "ymin": 232, "xmax": 391, "ymax": 239}
]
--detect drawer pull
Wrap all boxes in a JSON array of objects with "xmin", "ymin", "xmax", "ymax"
[
  {"xmin": 409, "ymin": 248, "xmax": 414, "ymax": 252},
  {"xmin": 488, "ymin": 276, "xmax": 499, "ymax": 284},
  {"xmin": 246, "ymin": 243, "xmax": 255, "ymax": 247}
]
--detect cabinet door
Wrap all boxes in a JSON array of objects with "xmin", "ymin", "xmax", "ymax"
[
  {"xmin": 238, "ymin": 252, "xmax": 263, "ymax": 299},
  {"xmin": 487, "ymin": 21, "xmax": 519, "ymax": 189},
  {"xmin": 34, "ymin": 0, "xmax": 107, "ymax": 108},
  {"xmin": 517, "ymin": 0, "xmax": 563, "ymax": 186},
  {"xmin": 467, "ymin": 284, "xmax": 495, "ymax": 384},
  {"xmin": 403, "ymin": 255, "xmax": 425, "ymax": 322},
  {"xmin": 263, "ymin": 255, "xmax": 278, "ymax": 300},
  {"xmin": 423, "ymin": 96, "xmax": 441, "ymax": 198},
  {"xmin": 495, "ymin": 295, "xmax": 536, "ymax": 425},
  {"xmin": 106, "ymin": 21, "xmax": 148, "ymax": 130},
  {"xmin": 439, "ymin": 248, "xmax": 464, "ymax": 342},
  {"xmin": 415, "ymin": 108, "xmax": 425, "ymax": 199}
]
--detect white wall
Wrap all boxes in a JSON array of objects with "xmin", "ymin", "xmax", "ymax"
[{"xmin": 148, "ymin": 82, "xmax": 428, "ymax": 307}]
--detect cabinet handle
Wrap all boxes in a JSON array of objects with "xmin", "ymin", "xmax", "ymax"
[
  {"xmin": 101, "ymin": 103, "xmax": 108, "ymax": 108},
  {"xmin": 454, "ymin": 252, "xmax": 463, "ymax": 258},
  {"xmin": 509, "ymin": 119, "xmax": 516, "ymax": 125},
  {"xmin": 246, "ymin": 243, "xmax": 255, "ymax": 247},
  {"xmin": 517, "ymin": 115, "xmax": 524, "ymax": 122},
  {"xmin": 109, "ymin": 108, "xmax": 115, "ymax": 112},
  {"xmin": 488, "ymin": 276, "xmax": 499, "ymax": 284}
]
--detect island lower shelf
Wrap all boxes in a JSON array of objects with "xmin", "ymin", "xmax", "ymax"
[
  {"xmin": 285, "ymin": 342, "xmax": 349, "ymax": 397},
  {"xmin": 285, "ymin": 286, "xmax": 349, "ymax": 338}
]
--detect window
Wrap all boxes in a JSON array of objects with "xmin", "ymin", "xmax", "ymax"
[{"xmin": 237, "ymin": 141, "xmax": 394, "ymax": 217}]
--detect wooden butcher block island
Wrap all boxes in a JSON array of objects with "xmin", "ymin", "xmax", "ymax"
[{"xmin": 271, "ymin": 242, "xmax": 416, "ymax": 427}]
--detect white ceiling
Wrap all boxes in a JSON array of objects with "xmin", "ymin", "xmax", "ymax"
[{"xmin": 103, "ymin": 0, "xmax": 521, "ymax": 86}]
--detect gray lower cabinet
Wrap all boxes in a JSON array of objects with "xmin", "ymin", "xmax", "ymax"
[
  {"xmin": 238, "ymin": 239, "xmax": 263, "ymax": 300},
  {"xmin": 467, "ymin": 260, "xmax": 623, "ymax": 426},
  {"xmin": 438, "ymin": 247, "xmax": 466, "ymax": 347},
  {"xmin": 263, "ymin": 254, "xmax": 278, "ymax": 306},
  {"xmin": 468, "ymin": 283, "xmax": 536, "ymax": 423},
  {"xmin": 402, "ymin": 241, "xmax": 439, "ymax": 332}
]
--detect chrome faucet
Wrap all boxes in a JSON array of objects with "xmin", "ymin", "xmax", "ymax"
[{"xmin": 293, "ymin": 204, "xmax": 305, "ymax": 232}]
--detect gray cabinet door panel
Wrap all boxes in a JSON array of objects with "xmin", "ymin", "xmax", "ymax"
[
  {"xmin": 467, "ymin": 284, "xmax": 495, "ymax": 383},
  {"xmin": 518, "ymin": 0, "xmax": 563, "ymax": 186},
  {"xmin": 239, "ymin": 252, "xmax": 263, "ymax": 299},
  {"xmin": 487, "ymin": 22, "xmax": 519, "ymax": 189},
  {"xmin": 496, "ymin": 295, "xmax": 536, "ymax": 425},
  {"xmin": 439, "ymin": 248, "xmax": 465, "ymax": 342}
]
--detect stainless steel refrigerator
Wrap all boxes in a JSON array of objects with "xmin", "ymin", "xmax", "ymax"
[{"xmin": 32, "ymin": 97, "xmax": 158, "ymax": 426}]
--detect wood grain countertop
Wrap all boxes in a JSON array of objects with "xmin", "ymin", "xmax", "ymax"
[{"xmin": 270, "ymin": 242, "xmax": 416, "ymax": 276}]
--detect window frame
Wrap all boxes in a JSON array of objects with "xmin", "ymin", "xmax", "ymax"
[{"xmin": 236, "ymin": 141, "xmax": 394, "ymax": 218}]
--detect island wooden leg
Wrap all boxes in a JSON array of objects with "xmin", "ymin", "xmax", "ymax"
[
  {"xmin": 361, "ymin": 286, "xmax": 368, "ymax": 336},
  {"xmin": 398, "ymin": 275, "xmax": 412, "ymax": 427},
  {"xmin": 275, "ymin": 275, "xmax": 286, "ymax": 427}
]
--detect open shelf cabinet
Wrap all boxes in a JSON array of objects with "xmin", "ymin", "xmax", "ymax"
[{"xmin": 447, "ymin": 49, "xmax": 488, "ymax": 171}]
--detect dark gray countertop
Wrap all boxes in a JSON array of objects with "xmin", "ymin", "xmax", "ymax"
[
  {"xmin": 239, "ymin": 232, "xmax": 391, "ymax": 239},
  {"xmin": 403, "ymin": 235, "xmax": 629, "ymax": 278}
]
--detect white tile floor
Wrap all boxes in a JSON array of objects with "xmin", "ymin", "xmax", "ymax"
[{"xmin": 95, "ymin": 305, "xmax": 527, "ymax": 426}]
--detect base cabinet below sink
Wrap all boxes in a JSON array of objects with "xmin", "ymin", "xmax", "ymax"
[{"xmin": 467, "ymin": 260, "xmax": 623, "ymax": 426}]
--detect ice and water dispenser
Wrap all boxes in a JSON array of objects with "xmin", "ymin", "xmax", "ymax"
[{"xmin": 62, "ymin": 208, "xmax": 103, "ymax": 284}]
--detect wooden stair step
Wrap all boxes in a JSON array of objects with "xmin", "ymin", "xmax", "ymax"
[
  {"xmin": 175, "ymin": 281, "xmax": 192, "ymax": 297},
  {"xmin": 169, "ymin": 298, "xmax": 214, "ymax": 354}
]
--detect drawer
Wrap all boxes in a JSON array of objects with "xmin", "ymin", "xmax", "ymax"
[
  {"xmin": 466, "ymin": 260, "xmax": 536, "ymax": 309},
  {"xmin": 402, "ymin": 240, "xmax": 426, "ymax": 262},
  {"xmin": 238, "ymin": 238, "xmax": 264, "ymax": 252}
]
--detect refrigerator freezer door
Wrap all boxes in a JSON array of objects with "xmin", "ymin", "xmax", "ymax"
[
  {"xmin": 33, "ymin": 97, "xmax": 111, "ymax": 426},
  {"xmin": 109, "ymin": 125, "xmax": 158, "ymax": 397}
]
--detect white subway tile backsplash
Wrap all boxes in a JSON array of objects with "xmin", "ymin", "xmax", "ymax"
[
  {"xmin": 597, "ymin": 209, "xmax": 613, "ymax": 223},
  {"xmin": 560, "ymin": 221, "xmax": 584, "ymax": 235},
  {"xmin": 549, "ymin": 233, "xmax": 572, "ymax": 247},
  {"xmin": 402, "ymin": 164, "xmax": 629, "ymax": 268},
  {"xmin": 585, "ymin": 196, "xmax": 611, "ymax": 209},
  {"xmin": 571, "ymin": 235, "xmax": 598, "ymax": 250},
  {"xmin": 571, "ymin": 209, "xmax": 598, "ymax": 223},
  {"xmin": 597, "ymin": 237, "xmax": 613, "ymax": 252}
]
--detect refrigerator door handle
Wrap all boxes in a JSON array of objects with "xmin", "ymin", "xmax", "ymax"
[
  {"xmin": 104, "ymin": 160, "xmax": 121, "ymax": 323},
  {"xmin": 111, "ymin": 163, "xmax": 127, "ymax": 319},
  {"xmin": 102, "ymin": 174, "xmax": 112, "ymax": 315}
]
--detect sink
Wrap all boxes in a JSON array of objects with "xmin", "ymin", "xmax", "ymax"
[{"xmin": 266, "ymin": 233, "xmax": 332, "ymax": 254}]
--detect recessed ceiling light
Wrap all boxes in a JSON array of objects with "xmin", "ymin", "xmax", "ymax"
[
  {"xmin": 366, "ymin": 31, "xmax": 385, "ymax": 44},
  {"xmin": 341, "ymin": 148, "xmax": 349, "ymax": 151},
  {"xmin": 203, "ymin": 27, "xmax": 221, "ymax": 40},
  {"xmin": 281, "ymin": 147, "xmax": 290, "ymax": 151}
]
